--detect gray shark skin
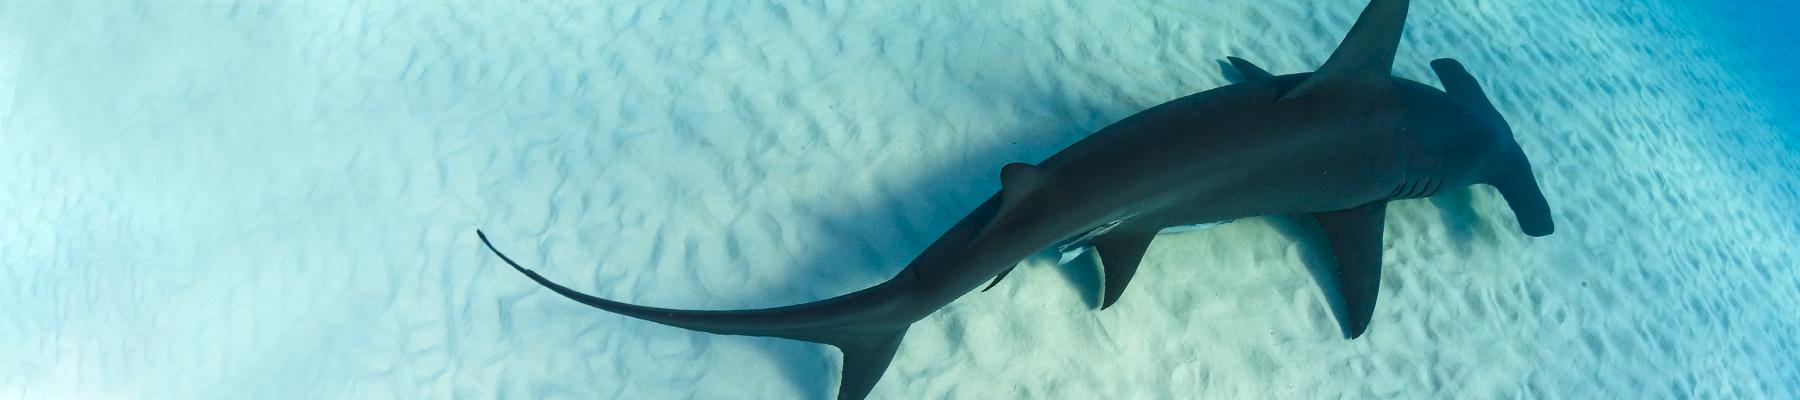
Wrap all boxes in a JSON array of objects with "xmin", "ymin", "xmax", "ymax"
[{"xmin": 477, "ymin": 0, "xmax": 1554, "ymax": 398}]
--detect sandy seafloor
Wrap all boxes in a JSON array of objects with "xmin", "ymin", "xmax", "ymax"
[{"xmin": 3, "ymin": 0, "xmax": 1799, "ymax": 398}]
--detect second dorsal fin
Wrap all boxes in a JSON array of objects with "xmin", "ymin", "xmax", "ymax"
[
  {"xmin": 1283, "ymin": 0, "xmax": 1412, "ymax": 100},
  {"xmin": 1226, "ymin": 56, "xmax": 1276, "ymax": 81}
]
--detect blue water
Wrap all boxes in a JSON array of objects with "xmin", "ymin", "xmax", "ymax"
[{"xmin": 3, "ymin": 1, "xmax": 1797, "ymax": 398}]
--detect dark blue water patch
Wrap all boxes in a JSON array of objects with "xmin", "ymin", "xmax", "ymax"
[{"xmin": 1685, "ymin": 1, "xmax": 1800, "ymax": 133}]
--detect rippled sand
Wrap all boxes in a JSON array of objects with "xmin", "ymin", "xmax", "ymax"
[{"xmin": 2, "ymin": 0, "xmax": 1796, "ymax": 398}]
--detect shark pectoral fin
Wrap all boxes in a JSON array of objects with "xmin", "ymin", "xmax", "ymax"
[
  {"xmin": 1282, "ymin": 0, "xmax": 1410, "ymax": 100},
  {"xmin": 980, "ymin": 266, "xmax": 1017, "ymax": 292},
  {"xmin": 1310, "ymin": 202, "xmax": 1388, "ymax": 339},
  {"xmin": 1226, "ymin": 56, "xmax": 1276, "ymax": 81},
  {"xmin": 1092, "ymin": 230, "xmax": 1156, "ymax": 310},
  {"xmin": 831, "ymin": 328, "xmax": 909, "ymax": 400}
]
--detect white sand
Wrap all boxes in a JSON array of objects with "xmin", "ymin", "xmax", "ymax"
[{"xmin": 2, "ymin": 0, "xmax": 1796, "ymax": 398}]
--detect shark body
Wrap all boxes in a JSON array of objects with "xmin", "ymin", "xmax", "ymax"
[{"xmin": 478, "ymin": 0, "xmax": 1554, "ymax": 398}]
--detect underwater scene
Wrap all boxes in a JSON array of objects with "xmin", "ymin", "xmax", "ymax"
[{"xmin": 3, "ymin": 0, "xmax": 1797, "ymax": 398}]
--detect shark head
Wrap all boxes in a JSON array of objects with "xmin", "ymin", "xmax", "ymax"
[
  {"xmin": 1428, "ymin": 58, "xmax": 1555, "ymax": 237},
  {"xmin": 1428, "ymin": 59, "xmax": 1517, "ymax": 146}
]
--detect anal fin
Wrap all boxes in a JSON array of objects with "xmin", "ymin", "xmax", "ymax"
[
  {"xmin": 980, "ymin": 266, "xmax": 1016, "ymax": 292},
  {"xmin": 1092, "ymin": 230, "xmax": 1156, "ymax": 310},
  {"xmin": 1310, "ymin": 202, "xmax": 1388, "ymax": 339}
]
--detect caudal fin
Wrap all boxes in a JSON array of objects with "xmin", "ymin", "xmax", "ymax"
[{"xmin": 477, "ymin": 230, "xmax": 915, "ymax": 400}]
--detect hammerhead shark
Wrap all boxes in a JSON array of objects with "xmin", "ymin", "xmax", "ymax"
[{"xmin": 477, "ymin": 0, "xmax": 1554, "ymax": 398}]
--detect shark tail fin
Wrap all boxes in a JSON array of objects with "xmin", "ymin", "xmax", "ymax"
[
  {"xmin": 477, "ymin": 230, "xmax": 915, "ymax": 400},
  {"xmin": 835, "ymin": 328, "xmax": 910, "ymax": 400}
]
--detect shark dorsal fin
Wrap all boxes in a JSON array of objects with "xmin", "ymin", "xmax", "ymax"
[
  {"xmin": 967, "ymin": 163, "xmax": 1059, "ymax": 246},
  {"xmin": 998, "ymin": 162, "xmax": 1053, "ymax": 213},
  {"xmin": 1282, "ymin": 0, "xmax": 1412, "ymax": 100}
]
